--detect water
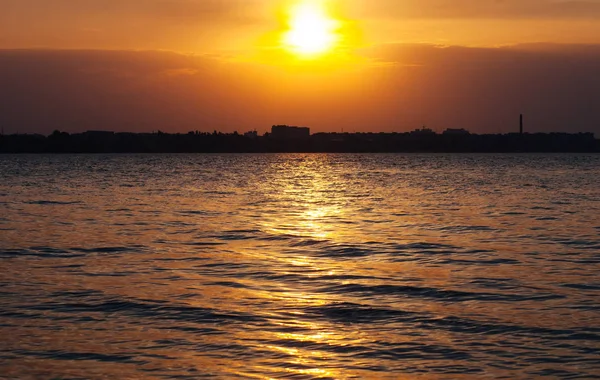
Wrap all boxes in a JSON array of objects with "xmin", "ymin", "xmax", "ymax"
[{"xmin": 1, "ymin": 154, "xmax": 599, "ymax": 379}]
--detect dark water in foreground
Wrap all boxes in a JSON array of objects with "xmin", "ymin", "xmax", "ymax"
[{"xmin": 1, "ymin": 154, "xmax": 599, "ymax": 379}]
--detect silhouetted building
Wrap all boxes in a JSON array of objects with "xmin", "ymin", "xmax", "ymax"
[
  {"xmin": 244, "ymin": 131, "xmax": 258, "ymax": 139},
  {"xmin": 411, "ymin": 126, "xmax": 435, "ymax": 135},
  {"xmin": 271, "ymin": 125, "xmax": 310, "ymax": 140},
  {"xmin": 84, "ymin": 130, "xmax": 115, "ymax": 136},
  {"xmin": 1, "ymin": 127, "xmax": 598, "ymax": 153},
  {"xmin": 443, "ymin": 128, "xmax": 470, "ymax": 135}
]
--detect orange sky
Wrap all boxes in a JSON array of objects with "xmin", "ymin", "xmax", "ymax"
[
  {"xmin": 1, "ymin": 0, "xmax": 599, "ymax": 134},
  {"xmin": 3, "ymin": 0, "xmax": 600, "ymax": 50}
]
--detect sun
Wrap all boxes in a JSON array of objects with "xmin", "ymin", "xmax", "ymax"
[{"xmin": 283, "ymin": 2, "xmax": 339, "ymax": 56}]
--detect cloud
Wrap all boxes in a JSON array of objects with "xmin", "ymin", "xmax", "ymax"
[
  {"xmin": 1, "ymin": 0, "xmax": 267, "ymax": 24},
  {"xmin": 346, "ymin": 0, "xmax": 600, "ymax": 20},
  {"xmin": 0, "ymin": 0, "xmax": 272, "ymax": 50},
  {"xmin": 357, "ymin": 43, "xmax": 600, "ymax": 132},
  {"xmin": 0, "ymin": 50, "xmax": 269, "ymax": 133},
  {"xmin": 2, "ymin": 0, "xmax": 599, "ymax": 50},
  {"xmin": 0, "ymin": 46, "xmax": 598, "ymax": 135}
]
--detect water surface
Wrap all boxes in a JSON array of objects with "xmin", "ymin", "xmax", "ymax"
[{"xmin": 1, "ymin": 154, "xmax": 599, "ymax": 379}]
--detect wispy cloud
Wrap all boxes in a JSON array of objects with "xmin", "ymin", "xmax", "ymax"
[
  {"xmin": 346, "ymin": 0, "xmax": 600, "ymax": 19},
  {"xmin": 1, "ymin": 46, "xmax": 598, "ymax": 135}
]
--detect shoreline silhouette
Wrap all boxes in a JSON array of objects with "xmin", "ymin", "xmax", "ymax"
[{"xmin": 1, "ymin": 127, "xmax": 598, "ymax": 153}]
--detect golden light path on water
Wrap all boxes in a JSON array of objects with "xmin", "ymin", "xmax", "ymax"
[
  {"xmin": 239, "ymin": 156, "xmax": 460, "ymax": 378},
  {"xmin": 1, "ymin": 154, "xmax": 600, "ymax": 378}
]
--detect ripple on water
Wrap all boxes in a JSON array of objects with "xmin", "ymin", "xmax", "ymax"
[{"xmin": 1, "ymin": 154, "xmax": 599, "ymax": 379}]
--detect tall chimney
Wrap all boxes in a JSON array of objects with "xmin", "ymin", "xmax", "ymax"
[{"xmin": 520, "ymin": 114, "xmax": 524, "ymax": 135}]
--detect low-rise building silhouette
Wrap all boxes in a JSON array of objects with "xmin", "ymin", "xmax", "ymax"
[
  {"xmin": 1, "ymin": 120, "xmax": 598, "ymax": 153},
  {"xmin": 244, "ymin": 131, "xmax": 258, "ymax": 139},
  {"xmin": 271, "ymin": 125, "xmax": 310, "ymax": 140},
  {"xmin": 83, "ymin": 130, "xmax": 115, "ymax": 137},
  {"xmin": 443, "ymin": 128, "xmax": 470, "ymax": 135},
  {"xmin": 411, "ymin": 126, "xmax": 436, "ymax": 135}
]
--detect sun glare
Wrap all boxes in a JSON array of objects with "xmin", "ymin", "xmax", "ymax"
[{"xmin": 284, "ymin": 1, "xmax": 339, "ymax": 56}]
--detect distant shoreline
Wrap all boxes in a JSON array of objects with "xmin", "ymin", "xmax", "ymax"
[{"xmin": 1, "ymin": 131, "xmax": 598, "ymax": 153}]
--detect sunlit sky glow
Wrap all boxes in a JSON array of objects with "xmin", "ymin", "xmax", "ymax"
[
  {"xmin": 283, "ymin": 1, "xmax": 340, "ymax": 56},
  {"xmin": 3, "ymin": 0, "xmax": 600, "ymax": 50},
  {"xmin": 1, "ymin": 0, "xmax": 599, "ymax": 134}
]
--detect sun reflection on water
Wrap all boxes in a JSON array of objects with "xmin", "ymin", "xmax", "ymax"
[{"xmin": 2, "ymin": 154, "xmax": 600, "ymax": 378}]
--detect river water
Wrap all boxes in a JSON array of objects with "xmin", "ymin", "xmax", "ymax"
[{"xmin": 1, "ymin": 154, "xmax": 599, "ymax": 379}]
